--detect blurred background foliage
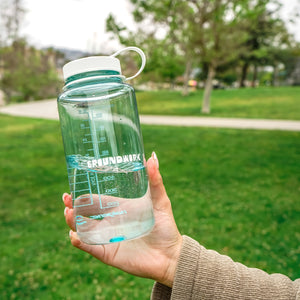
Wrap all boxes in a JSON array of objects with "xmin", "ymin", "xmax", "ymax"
[{"xmin": 0, "ymin": 0, "xmax": 299, "ymax": 113}]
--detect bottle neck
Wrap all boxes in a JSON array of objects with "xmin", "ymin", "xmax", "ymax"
[{"xmin": 64, "ymin": 70, "xmax": 124, "ymax": 90}]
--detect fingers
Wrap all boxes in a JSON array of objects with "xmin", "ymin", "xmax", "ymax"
[
  {"xmin": 69, "ymin": 230, "xmax": 105, "ymax": 261},
  {"xmin": 147, "ymin": 152, "xmax": 171, "ymax": 212},
  {"xmin": 62, "ymin": 193, "xmax": 73, "ymax": 208},
  {"xmin": 69, "ymin": 230, "xmax": 86, "ymax": 249},
  {"xmin": 64, "ymin": 206, "xmax": 76, "ymax": 231},
  {"xmin": 63, "ymin": 193, "xmax": 76, "ymax": 230}
]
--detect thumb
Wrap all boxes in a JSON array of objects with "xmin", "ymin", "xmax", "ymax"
[{"xmin": 147, "ymin": 152, "xmax": 171, "ymax": 212}]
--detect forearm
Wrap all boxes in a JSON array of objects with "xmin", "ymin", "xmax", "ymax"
[{"xmin": 152, "ymin": 236, "xmax": 300, "ymax": 300}]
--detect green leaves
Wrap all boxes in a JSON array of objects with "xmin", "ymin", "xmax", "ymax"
[{"xmin": 0, "ymin": 41, "xmax": 62, "ymax": 103}]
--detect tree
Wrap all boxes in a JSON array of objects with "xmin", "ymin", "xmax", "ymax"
[
  {"xmin": 107, "ymin": 0, "xmax": 296, "ymax": 113},
  {"xmin": 278, "ymin": 44, "xmax": 300, "ymax": 86},
  {"xmin": 106, "ymin": 14, "xmax": 185, "ymax": 86},
  {"xmin": 238, "ymin": 0, "xmax": 294, "ymax": 88},
  {"xmin": 187, "ymin": 0, "xmax": 248, "ymax": 113},
  {"xmin": 0, "ymin": 0, "xmax": 26, "ymax": 46},
  {"xmin": 0, "ymin": 40, "xmax": 62, "ymax": 103},
  {"xmin": 0, "ymin": 1, "xmax": 63, "ymax": 103},
  {"xmin": 109, "ymin": 0, "xmax": 248, "ymax": 113}
]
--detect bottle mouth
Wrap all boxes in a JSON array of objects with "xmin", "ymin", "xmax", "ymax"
[{"xmin": 63, "ymin": 70, "xmax": 124, "ymax": 91}]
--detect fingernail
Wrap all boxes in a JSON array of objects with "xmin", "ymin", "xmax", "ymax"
[
  {"xmin": 152, "ymin": 151, "xmax": 159, "ymax": 168},
  {"xmin": 69, "ymin": 230, "xmax": 73, "ymax": 238},
  {"xmin": 62, "ymin": 193, "xmax": 68, "ymax": 202},
  {"xmin": 64, "ymin": 207, "xmax": 68, "ymax": 216}
]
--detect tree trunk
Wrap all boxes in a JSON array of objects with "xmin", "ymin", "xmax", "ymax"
[
  {"xmin": 170, "ymin": 79, "xmax": 175, "ymax": 90},
  {"xmin": 202, "ymin": 63, "xmax": 216, "ymax": 114},
  {"xmin": 251, "ymin": 64, "xmax": 258, "ymax": 88},
  {"xmin": 272, "ymin": 64, "xmax": 279, "ymax": 86},
  {"xmin": 2, "ymin": 88, "xmax": 12, "ymax": 104},
  {"xmin": 182, "ymin": 59, "xmax": 192, "ymax": 96},
  {"xmin": 240, "ymin": 61, "xmax": 249, "ymax": 88}
]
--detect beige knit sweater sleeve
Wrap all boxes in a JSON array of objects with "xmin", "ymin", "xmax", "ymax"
[{"xmin": 151, "ymin": 236, "xmax": 300, "ymax": 300}]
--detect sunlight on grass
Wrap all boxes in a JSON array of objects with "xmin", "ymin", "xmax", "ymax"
[
  {"xmin": 0, "ymin": 115, "xmax": 299, "ymax": 299},
  {"xmin": 136, "ymin": 86, "xmax": 300, "ymax": 119}
]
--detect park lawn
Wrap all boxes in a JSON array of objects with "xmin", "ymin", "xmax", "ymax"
[
  {"xmin": 136, "ymin": 86, "xmax": 300, "ymax": 120},
  {"xmin": 0, "ymin": 115, "xmax": 299, "ymax": 299}
]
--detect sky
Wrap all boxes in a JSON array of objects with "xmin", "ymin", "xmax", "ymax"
[
  {"xmin": 20, "ymin": 0, "xmax": 300, "ymax": 54},
  {"xmin": 20, "ymin": 0, "xmax": 136, "ymax": 53}
]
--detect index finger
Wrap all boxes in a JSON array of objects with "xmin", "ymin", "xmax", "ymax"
[{"xmin": 62, "ymin": 193, "xmax": 73, "ymax": 208}]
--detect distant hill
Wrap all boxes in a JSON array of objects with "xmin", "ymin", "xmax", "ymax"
[{"xmin": 55, "ymin": 47, "xmax": 91, "ymax": 62}]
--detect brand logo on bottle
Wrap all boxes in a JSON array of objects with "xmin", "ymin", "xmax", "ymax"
[{"xmin": 87, "ymin": 153, "xmax": 142, "ymax": 169}]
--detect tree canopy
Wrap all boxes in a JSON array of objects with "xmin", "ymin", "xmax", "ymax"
[
  {"xmin": 0, "ymin": 0, "xmax": 62, "ymax": 103},
  {"xmin": 106, "ymin": 0, "xmax": 300, "ymax": 113}
]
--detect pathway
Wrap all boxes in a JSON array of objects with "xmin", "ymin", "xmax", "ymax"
[{"xmin": 1, "ymin": 99, "xmax": 300, "ymax": 131}]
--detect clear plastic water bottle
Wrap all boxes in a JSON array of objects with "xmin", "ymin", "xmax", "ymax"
[{"xmin": 58, "ymin": 47, "xmax": 154, "ymax": 244}]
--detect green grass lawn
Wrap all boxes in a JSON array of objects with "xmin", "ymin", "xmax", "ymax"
[
  {"xmin": 136, "ymin": 86, "xmax": 300, "ymax": 120},
  {"xmin": 0, "ymin": 115, "xmax": 299, "ymax": 299}
]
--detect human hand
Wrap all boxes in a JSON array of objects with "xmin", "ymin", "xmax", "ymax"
[{"xmin": 63, "ymin": 152, "xmax": 182, "ymax": 287}]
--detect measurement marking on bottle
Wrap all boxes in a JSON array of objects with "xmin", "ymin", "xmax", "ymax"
[
  {"xmin": 100, "ymin": 175, "xmax": 115, "ymax": 182},
  {"xmin": 105, "ymin": 188, "xmax": 118, "ymax": 195},
  {"xmin": 107, "ymin": 201, "xmax": 119, "ymax": 208},
  {"xmin": 80, "ymin": 124, "xmax": 89, "ymax": 129},
  {"xmin": 92, "ymin": 112, "xmax": 102, "ymax": 118},
  {"xmin": 68, "ymin": 180, "xmax": 89, "ymax": 184},
  {"xmin": 74, "ymin": 194, "xmax": 94, "ymax": 208},
  {"xmin": 78, "ymin": 109, "xmax": 88, "ymax": 115},
  {"xmin": 90, "ymin": 176, "xmax": 96, "ymax": 185},
  {"xmin": 98, "ymin": 137, "xmax": 107, "ymax": 143},
  {"xmin": 75, "ymin": 216, "xmax": 87, "ymax": 225},
  {"xmin": 74, "ymin": 188, "xmax": 91, "ymax": 193},
  {"xmin": 68, "ymin": 173, "xmax": 90, "ymax": 178}
]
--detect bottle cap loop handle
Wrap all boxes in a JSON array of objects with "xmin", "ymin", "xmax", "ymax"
[{"xmin": 111, "ymin": 46, "xmax": 146, "ymax": 81}]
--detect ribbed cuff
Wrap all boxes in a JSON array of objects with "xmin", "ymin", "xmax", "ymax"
[
  {"xmin": 151, "ymin": 282, "xmax": 172, "ymax": 300},
  {"xmin": 151, "ymin": 235, "xmax": 201, "ymax": 300},
  {"xmin": 171, "ymin": 235, "xmax": 201, "ymax": 299}
]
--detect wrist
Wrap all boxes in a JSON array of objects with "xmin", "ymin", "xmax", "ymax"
[{"xmin": 160, "ymin": 234, "xmax": 183, "ymax": 288}]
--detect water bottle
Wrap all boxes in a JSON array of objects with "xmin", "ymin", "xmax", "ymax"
[{"xmin": 58, "ymin": 47, "xmax": 154, "ymax": 244}]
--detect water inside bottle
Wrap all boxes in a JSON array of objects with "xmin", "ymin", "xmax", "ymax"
[{"xmin": 66, "ymin": 154, "xmax": 154, "ymax": 244}]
